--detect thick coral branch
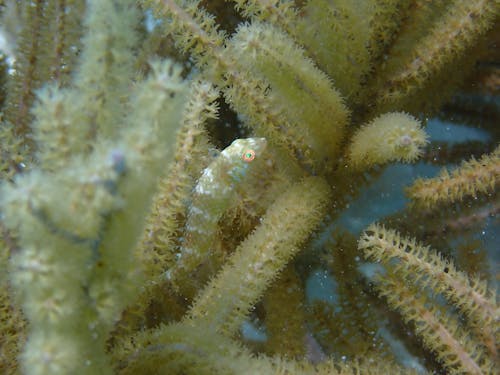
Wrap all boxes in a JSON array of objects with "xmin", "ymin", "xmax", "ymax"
[
  {"xmin": 346, "ymin": 112, "xmax": 427, "ymax": 170},
  {"xmin": 186, "ymin": 177, "xmax": 331, "ymax": 336},
  {"xmin": 229, "ymin": 22, "xmax": 349, "ymax": 173},
  {"xmin": 1, "ymin": 58, "xmax": 187, "ymax": 375}
]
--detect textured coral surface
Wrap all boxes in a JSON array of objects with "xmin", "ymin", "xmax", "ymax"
[{"xmin": 0, "ymin": 1, "xmax": 498, "ymax": 374}]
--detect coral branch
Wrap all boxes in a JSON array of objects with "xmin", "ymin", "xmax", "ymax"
[
  {"xmin": 229, "ymin": 22, "xmax": 349, "ymax": 173},
  {"xmin": 187, "ymin": 177, "xmax": 331, "ymax": 336},
  {"xmin": 376, "ymin": 0, "xmax": 499, "ymax": 110},
  {"xmin": 141, "ymin": 0, "xmax": 226, "ymax": 69},
  {"xmin": 140, "ymin": 80, "xmax": 218, "ymax": 281},
  {"xmin": 346, "ymin": 112, "xmax": 427, "ymax": 170},
  {"xmin": 407, "ymin": 145, "xmax": 500, "ymax": 207},
  {"xmin": 231, "ymin": 0, "xmax": 298, "ymax": 32},
  {"xmin": 372, "ymin": 275, "xmax": 491, "ymax": 374},
  {"xmin": 359, "ymin": 223, "xmax": 498, "ymax": 358}
]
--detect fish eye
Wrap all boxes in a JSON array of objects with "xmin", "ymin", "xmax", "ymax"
[{"xmin": 242, "ymin": 150, "xmax": 256, "ymax": 162}]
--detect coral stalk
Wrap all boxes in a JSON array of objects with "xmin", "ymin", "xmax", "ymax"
[
  {"xmin": 359, "ymin": 223, "xmax": 498, "ymax": 358},
  {"xmin": 407, "ymin": 145, "xmax": 500, "ymax": 207},
  {"xmin": 187, "ymin": 177, "xmax": 331, "ymax": 336}
]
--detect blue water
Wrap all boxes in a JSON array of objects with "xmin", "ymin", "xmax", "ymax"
[{"xmin": 310, "ymin": 117, "xmax": 497, "ymax": 299}]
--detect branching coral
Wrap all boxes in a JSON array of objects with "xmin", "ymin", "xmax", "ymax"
[
  {"xmin": 359, "ymin": 224, "xmax": 498, "ymax": 374},
  {"xmin": 0, "ymin": 0, "xmax": 498, "ymax": 374}
]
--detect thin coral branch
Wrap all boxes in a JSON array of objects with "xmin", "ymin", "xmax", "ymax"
[
  {"xmin": 407, "ymin": 145, "xmax": 500, "ymax": 208},
  {"xmin": 359, "ymin": 223, "xmax": 498, "ymax": 358},
  {"xmin": 371, "ymin": 274, "xmax": 492, "ymax": 374}
]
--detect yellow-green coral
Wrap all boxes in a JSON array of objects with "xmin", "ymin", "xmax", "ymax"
[
  {"xmin": 407, "ymin": 145, "xmax": 500, "ymax": 207},
  {"xmin": 359, "ymin": 223, "xmax": 498, "ymax": 373},
  {"xmin": 0, "ymin": 0, "xmax": 498, "ymax": 374},
  {"xmin": 346, "ymin": 112, "xmax": 428, "ymax": 170}
]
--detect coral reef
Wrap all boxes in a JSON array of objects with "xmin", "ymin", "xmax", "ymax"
[{"xmin": 0, "ymin": 0, "xmax": 498, "ymax": 374}]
